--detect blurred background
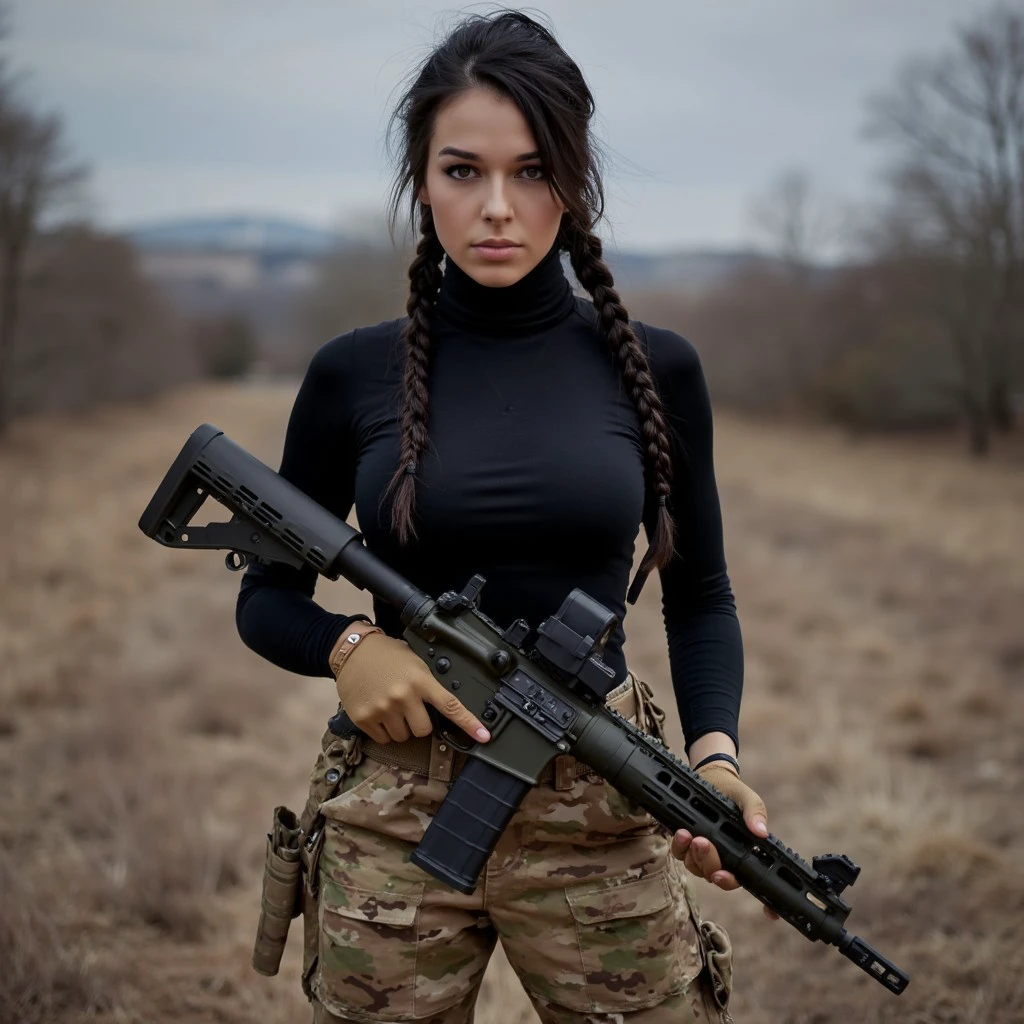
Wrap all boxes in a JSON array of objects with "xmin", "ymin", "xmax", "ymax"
[{"xmin": 1, "ymin": 2, "xmax": 1022, "ymax": 1022}]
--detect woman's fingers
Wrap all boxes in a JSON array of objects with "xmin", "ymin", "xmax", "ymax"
[
  {"xmin": 346, "ymin": 673, "xmax": 492, "ymax": 747},
  {"xmin": 673, "ymin": 831, "xmax": 782, "ymax": 917},
  {"xmin": 405, "ymin": 702, "xmax": 434, "ymax": 739},
  {"xmin": 740, "ymin": 791, "xmax": 769, "ymax": 839},
  {"xmin": 425, "ymin": 683, "xmax": 491, "ymax": 743},
  {"xmin": 366, "ymin": 678, "xmax": 493, "ymax": 746},
  {"xmin": 381, "ymin": 712, "xmax": 411, "ymax": 744},
  {"xmin": 688, "ymin": 836, "xmax": 723, "ymax": 877},
  {"xmin": 694, "ymin": 764, "xmax": 769, "ymax": 841},
  {"xmin": 359, "ymin": 719, "xmax": 391, "ymax": 746},
  {"xmin": 673, "ymin": 830, "xmax": 730, "ymax": 884},
  {"xmin": 672, "ymin": 833, "xmax": 746, "ymax": 892},
  {"xmin": 671, "ymin": 828, "xmax": 693, "ymax": 860},
  {"xmin": 708, "ymin": 871, "xmax": 740, "ymax": 891}
]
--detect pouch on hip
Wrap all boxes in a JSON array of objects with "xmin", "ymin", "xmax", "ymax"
[{"xmin": 251, "ymin": 804, "xmax": 303, "ymax": 977}]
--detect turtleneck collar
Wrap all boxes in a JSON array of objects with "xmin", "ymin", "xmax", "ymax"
[{"xmin": 435, "ymin": 240, "xmax": 576, "ymax": 337}]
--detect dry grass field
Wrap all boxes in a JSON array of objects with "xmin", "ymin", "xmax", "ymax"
[{"xmin": 2, "ymin": 380, "xmax": 1022, "ymax": 1023}]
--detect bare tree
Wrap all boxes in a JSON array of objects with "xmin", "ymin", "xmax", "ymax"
[
  {"xmin": 295, "ymin": 223, "xmax": 410, "ymax": 373},
  {"xmin": 0, "ymin": 10, "xmax": 86, "ymax": 433},
  {"xmin": 747, "ymin": 168, "xmax": 848, "ymax": 278},
  {"xmin": 744, "ymin": 170, "xmax": 849, "ymax": 399},
  {"xmin": 865, "ymin": 4, "xmax": 1024, "ymax": 454},
  {"xmin": 14, "ymin": 226, "xmax": 196, "ymax": 417}
]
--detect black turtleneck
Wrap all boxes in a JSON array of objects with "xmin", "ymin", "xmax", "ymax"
[
  {"xmin": 436, "ymin": 241, "xmax": 576, "ymax": 335},
  {"xmin": 235, "ymin": 243, "xmax": 744, "ymax": 750}
]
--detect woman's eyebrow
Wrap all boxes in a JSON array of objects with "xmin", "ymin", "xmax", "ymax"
[{"xmin": 437, "ymin": 146, "xmax": 540, "ymax": 161}]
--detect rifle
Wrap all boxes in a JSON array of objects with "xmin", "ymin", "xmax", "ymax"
[{"xmin": 138, "ymin": 423, "xmax": 910, "ymax": 995}]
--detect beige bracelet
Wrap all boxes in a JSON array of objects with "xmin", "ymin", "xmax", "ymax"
[{"xmin": 328, "ymin": 621, "xmax": 384, "ymax": 678}]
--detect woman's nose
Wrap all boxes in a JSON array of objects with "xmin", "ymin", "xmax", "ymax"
[{"xmin": 482, "ymin": 179, "xmax": 513, "ymax": 221}]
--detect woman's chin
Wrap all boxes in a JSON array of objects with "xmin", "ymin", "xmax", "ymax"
[{"xmin": 465, "ymin": 255, "xmax": 532, "ymax": 289}]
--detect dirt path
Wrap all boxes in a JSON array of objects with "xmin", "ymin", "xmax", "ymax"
[{"xmin": 2, "ymin": 383, "xmax": 1021, "ymax": 1023}]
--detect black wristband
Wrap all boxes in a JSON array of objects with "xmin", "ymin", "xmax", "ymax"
[{"xmin": 693, "ymin": 752, "xmax": 740, "ymax": 774}]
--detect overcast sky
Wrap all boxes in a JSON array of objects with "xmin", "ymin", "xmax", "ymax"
[{"xmin": 10, "ymin": 0, "xmax": 1000, "ymax": 251}]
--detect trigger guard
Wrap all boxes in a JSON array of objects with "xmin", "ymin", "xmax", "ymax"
[
  {"xmin": 425, "ymin": 705, "xmax": 474, "ymax": 752},
  {"xmin": 440, "ymin": 724, "xmax": 474, "ymax": 752}
]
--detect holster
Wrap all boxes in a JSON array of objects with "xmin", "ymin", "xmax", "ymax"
[
  {"xmin": 246, "ymin": 715, "xmax": 365, "ymax": 997},
  {"xmin": 250, "ymin": 725, "xmax": 364, "ymax": 986},
  {"xmin": 251, "ymin": 805, "xmax": 303, "ymax": 976}
]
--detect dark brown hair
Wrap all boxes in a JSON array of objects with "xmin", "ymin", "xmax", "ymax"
[{"xmin": 383, "ymin": 8, "xmax": 675, "ymax": 600}]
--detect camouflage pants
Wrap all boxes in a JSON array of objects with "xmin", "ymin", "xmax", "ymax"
[{"xmin": 300, "ymin": 680, "xmax": 735, "ymax": 1024}]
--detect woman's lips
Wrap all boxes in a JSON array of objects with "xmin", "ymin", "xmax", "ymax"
[{"xmin": 473, "ymin": 243, "xmax": 521, "ymax": 261}]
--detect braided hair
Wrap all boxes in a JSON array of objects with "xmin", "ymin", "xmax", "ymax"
[
  {"xmin": 383, "ymin": 10, "xmax": 676, "ymax": 601},
  {"xmin": 562, "ymin": 221, "xmax": 676, "ymax": 602},
  {"xmin": 380, "ymin": 204, "xmax": 444, "ymax": 537}
]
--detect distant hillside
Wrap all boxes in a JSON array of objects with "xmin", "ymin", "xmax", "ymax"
[
  {"xmin": 128, "ymin": 215, "xmax": 341, "ymax": 255},
  {"xmin": 605, "ymin": 248, "xmax": 779, "ymax": 293},
  {"xmin": 123, "ymin": 213, "xmax": 788, "ymax": 366},
  {"xmin": 125, "ymin": 213, "xmax": 780, "ymax": 290},
  {"xmin": 123, "ymin": 216, "xmax": 348, "ymax": 360}
]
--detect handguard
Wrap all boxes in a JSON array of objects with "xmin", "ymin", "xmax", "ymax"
[{"xmin": 139, "ymin": 424, "xmax": 910, "ymax": 996}]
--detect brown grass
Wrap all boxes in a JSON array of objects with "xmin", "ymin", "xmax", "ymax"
[
  {"xmin": 0, "ymin": 851, "xmax": 113, "ymax": 1023},
  {"xmin": 2, "ymin": 381, "xmax": 1023, "ymax": 1023}
]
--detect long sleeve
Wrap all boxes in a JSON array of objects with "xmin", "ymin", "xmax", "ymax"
[
  {"xmin": 235, "ymin": 332, "xmax": 370, "ymax": 678},
  {"xmin": 640, "ymin": 324, "xmax": 744, "ymax": 752}
]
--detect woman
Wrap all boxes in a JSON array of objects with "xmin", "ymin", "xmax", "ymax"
[{"xmin": 237, "ymin": 10, "xmax": 770, "ymax": 1023}]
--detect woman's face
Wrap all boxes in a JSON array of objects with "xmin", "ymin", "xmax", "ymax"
[{"xmin": 417, "ymin": 86, "xmax": 566, "ymax": 288}]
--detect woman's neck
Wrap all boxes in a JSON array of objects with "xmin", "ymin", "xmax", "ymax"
[{"xmin": 435, "ymin": 241, "xmax": 575, "ymax": 337}]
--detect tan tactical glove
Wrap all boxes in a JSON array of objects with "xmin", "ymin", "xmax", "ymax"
[
  {"xmin": 671, "ymin": 760, "xmax": 779, "ymax": 920},
  {"xmin": 330, "ymin": 627, "xmax": 491, "ymax": 747}
]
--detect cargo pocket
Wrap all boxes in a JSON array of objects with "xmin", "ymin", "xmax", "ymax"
[
  {"xmin": 297, "ymin": 727, "xmax": 365, "ymax": 1001},
  {"xmin": 313, "ymin": 877, "xmax": 424, "ymax": 1022},
  {"xmin": 565, "ymin": 869, "xmax": 703, "ymax": 1014}
]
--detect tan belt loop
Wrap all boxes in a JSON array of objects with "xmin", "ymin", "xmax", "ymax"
[
  {"xmin": 553, "ymin": 754, "xmax": 577, "ymax": 791},
  {"xmin": 429, "ymin": 732, "xmax": 456, "ymax": 783}
]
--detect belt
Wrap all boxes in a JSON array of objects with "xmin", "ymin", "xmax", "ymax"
[{"xmin": 359, "ymin": 673, "xmax": 641, "ymax": 791}]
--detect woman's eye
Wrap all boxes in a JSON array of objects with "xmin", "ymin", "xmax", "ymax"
[{"xmin": 443, "ymin": 164, "xmax": 546, "ymax": 181}]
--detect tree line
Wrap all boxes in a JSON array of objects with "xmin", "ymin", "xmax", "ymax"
[
  {"xmin": 648, "ymin": 6, "xmax": 1023, "ymax": 454},
  {"xmin": 0, "ymin": 2, "xmax": 256, "ymax": 436},
  {"xmin": 2, "ymin": 4, "xmax": 1021, "ymax": 456},
  {"xmin": 300, "ymin": 6, "xmax": 1023, "ymax": 456}
]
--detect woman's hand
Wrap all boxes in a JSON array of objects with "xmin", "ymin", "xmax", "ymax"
[
  {"xmin": 333, "ymin": 631, "xmax": 491, "ymax": 747},
  {"xmin": 671, "ymin": 761, "xmax": 779, "ymax": 921}
]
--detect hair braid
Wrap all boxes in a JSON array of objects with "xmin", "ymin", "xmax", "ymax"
[
  {"xmin": 565, "ymin": 222, "xmax": 676, "ymax": 600},
  {"xmin": 384, "ymin": 206, "xmax": 444, "ymax": 544}
]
